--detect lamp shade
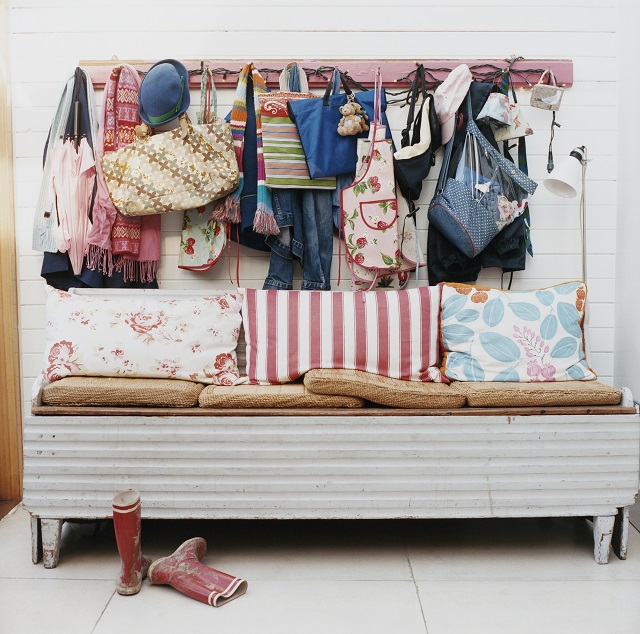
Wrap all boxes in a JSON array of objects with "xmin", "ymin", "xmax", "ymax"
[{"xmin": 543, "ymin": 147, "xmax": 586, "ymax": 199}]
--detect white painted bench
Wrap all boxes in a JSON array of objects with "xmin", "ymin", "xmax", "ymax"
[
  {"xmin": 23, "ymin": 291, "xmax": 640, "ymax": 568},
  {"xmin": 24, "ymin": 389, "xmax": 640, "ymax": 568}
]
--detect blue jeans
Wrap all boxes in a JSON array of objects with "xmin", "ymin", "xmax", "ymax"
[{"xmin": 263, "ymin": 188, "xmax": 334, "ymax": 291}]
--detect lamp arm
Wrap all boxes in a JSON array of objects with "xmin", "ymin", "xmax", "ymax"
[{"xmin": 578, "ymin": 147, "xmax": 588, "ymax": 284}]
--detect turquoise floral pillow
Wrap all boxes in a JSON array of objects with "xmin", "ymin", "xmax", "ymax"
[{"xmin": 440, "ymin": 282, "xmax": 596, "ymax": 382}]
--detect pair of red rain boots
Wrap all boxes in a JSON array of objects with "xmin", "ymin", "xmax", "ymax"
[{"xmin": 112, "ymin": 490, "xmax": 247, "ymax": 607}]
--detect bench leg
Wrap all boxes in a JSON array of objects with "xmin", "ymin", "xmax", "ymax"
[
  {"xmin": 41, "ymin": 519, "xmax": 64, "ymax": 569},
  {"xmin": 593, "ymin": 515, "xmax": 615, "ymax": 564},
  {"xmin": 613, "ymin": 506, "xmax": 630, "ymax": 560},
  {"xmin": 30, "ymin": 516, "xmax": 43, "ymax": 564}
]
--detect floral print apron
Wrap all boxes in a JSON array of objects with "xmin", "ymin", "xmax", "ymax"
[
  {"xmin": 348, "ymin": 136, "xmax": 426, "ymax": 289},
  {"xmin": 341, "ymin": 122, "xmax": 399, "ymax": 275}
]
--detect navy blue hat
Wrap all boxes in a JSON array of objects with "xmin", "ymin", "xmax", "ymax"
[{"xmin": 139, "ymin": 59, "xmax": 190, "ymax": 126}]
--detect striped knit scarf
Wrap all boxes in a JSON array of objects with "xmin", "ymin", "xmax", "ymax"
[{"xmin": 222, "ymin": 63, "xmax": 277, "ymax": 235}]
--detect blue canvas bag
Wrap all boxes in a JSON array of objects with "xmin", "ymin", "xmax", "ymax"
[{"xmin": 288, "ymin": 70, "xmax": 390, "ymax": 179}]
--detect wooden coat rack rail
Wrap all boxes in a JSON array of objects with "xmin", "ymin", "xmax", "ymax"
[{"xmin": 80, "ymin": 58, "xmax": 573, "ymax": 90}]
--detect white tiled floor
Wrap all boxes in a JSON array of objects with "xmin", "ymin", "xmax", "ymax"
[{"xmin": 1, "ymin": 505, "xmax": 640, "ymax": 633}]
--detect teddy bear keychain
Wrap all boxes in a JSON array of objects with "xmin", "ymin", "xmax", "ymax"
[{"xmin": 337, "ymin": 94, "xmax": 369, "ymax": 136}]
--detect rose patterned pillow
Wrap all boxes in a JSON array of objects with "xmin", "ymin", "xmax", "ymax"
[
  {"xmin": 440, "ymin": 281, "xmax": 596, "ymax": 382},
  {"xmin": 41, "ymin": 287, "xmax": 243, "ymax": 386}
]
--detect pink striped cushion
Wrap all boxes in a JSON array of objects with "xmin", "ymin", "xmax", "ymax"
[{"xmin": 241, "ymin": 287, "xmax": 444, "ymax": 384}]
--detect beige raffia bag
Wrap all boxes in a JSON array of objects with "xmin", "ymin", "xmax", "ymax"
[{"xmin": 101, "ymin": 114, "xmax": 239, "ymax": 216}]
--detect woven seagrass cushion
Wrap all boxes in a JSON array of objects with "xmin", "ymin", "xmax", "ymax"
[
  {"xmin": 456, "ymin": 381, "xmax": 621, "ymax": 408},
  {"xmin": 42, "ymin": 377, "xmax": 204, "ymax": 408},
  {"xmin": 199, "ymin": 383, "xmax": 364, "ymax": 408},
  {"xmin": 304, "ymin": 368, "xmax": 466, "ymax": 409}
]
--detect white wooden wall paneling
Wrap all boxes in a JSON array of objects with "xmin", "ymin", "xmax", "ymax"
[{"xmin": 9, "ymin": 1, "xmax": 619, "ymax": 411}]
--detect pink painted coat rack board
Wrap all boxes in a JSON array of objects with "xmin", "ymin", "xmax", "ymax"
[{"xmin": 80, "ymin": 58, "xmax": 574, "ymax": 90}]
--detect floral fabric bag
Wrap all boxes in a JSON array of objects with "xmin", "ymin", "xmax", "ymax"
[
  {"xmin": 179, "ymin": 201, "xmax": 227, "ymax": 272},
  {"xmin": 179, "ymin": 70, "xmax": 228, "ymax": 271}
]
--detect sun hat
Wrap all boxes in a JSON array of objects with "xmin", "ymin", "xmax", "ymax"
[
  {"xmin": 139, "ymin": 59, "xmax": 190, "ymax": 126},
  {"xmin": 434, "ymin": 64, "xmax": 473, "ymax": 144}
]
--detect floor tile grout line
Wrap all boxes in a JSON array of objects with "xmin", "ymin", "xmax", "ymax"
[
  {"xmin": 91, "ymin": 588, "xmax": 117, "ymax": 634},
  {"xmin": 403, "ymin": 535, "xmax": 430, "ymax": 634}
]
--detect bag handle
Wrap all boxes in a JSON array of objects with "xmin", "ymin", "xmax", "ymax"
[
  {"xmin": 537, "ymin": 69, "xmax": 557, "ymax": 87},
  {"xmin": 372, "ymin": 67, "xmax": 383, "ymax": 126},
  {"xmin": 198, "ymin": 68, "xmax": 218, "ymax": 124},
  {"xmin": 434, "ymin": 92, "xmax": 470, "ymax": 194},
  {"xmin": 322, "ymin": 69, "xmax": 354, "ymax": 106},
  {"xmin": 279, "ymin": 62, "xmax": 309, "ymax": 92},
  {"xmin": 400, "ymin": 64, "xmax": 426, "ymax": 148},
  {"xmin": 435, "ymin": 117, "xmax": 456, "ymax": 194},
  {"xmin": 410, "ymin": 67, "xmax": 432, "ymax": 147}
]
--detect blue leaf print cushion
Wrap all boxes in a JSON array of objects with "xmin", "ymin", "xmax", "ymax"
[
  {"xmin": 440, "ymin": 282, "xmax": 596, "ymax": 382},
  {"xmin": 480, "ymin": 332, "xmax": 521, "ymax": 363},
  {"xmin": 540, "ymin": 314, "xmax": 558, "ymax": 340},
  {"xmin": 483, "ymin": 298, "xmax": 504, "ymax": 327}
]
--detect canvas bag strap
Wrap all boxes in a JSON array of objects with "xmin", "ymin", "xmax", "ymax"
[
  {"xmin": 465, "ymin": 96, "xmax": 538, "ymax": 195},
  {"xmin": 198, "ymin": 69, "xmax": 218, "ymax": 123},
  {"xmin": 411, "ymin": 65, "xmax": 428, "ymax": 146},
  {"xmin": 400, "ymin": 64, "xmax": 424, "ymax": 148},
  {"xmin": 435, "ymin": 116, "xmax": 457, "ymax": 193},
  {"xmin": 499, "ymin": 71, "xmax": 534, "ymax": 257},
  {"xmin": 279, "ymin": 62, "xmax": 309, "ymax": 92},
  {"xmin": 372, "ymin": 67, "xmax": 383, "ymax": 126},
  {"xmin": 322, "ymin": 68, "xmax": 353, "ymax": 105},
  {"xmin": 537, "ymin": 69, "xmax": 557, "ymax": 86}
]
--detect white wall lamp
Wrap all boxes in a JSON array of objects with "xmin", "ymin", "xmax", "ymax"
[{"xmin": 543, "ymin": 146, "xmax": 589, "ymax": 282}]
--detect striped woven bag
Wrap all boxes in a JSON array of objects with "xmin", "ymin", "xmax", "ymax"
[{"xmin": 259, "ymin": 63, "xmax": 335, "ymax": 189}]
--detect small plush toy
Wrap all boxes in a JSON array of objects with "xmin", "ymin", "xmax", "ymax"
[{"xmin": 337, "ymin": 101, "xmax": 369, "ymax": 136}]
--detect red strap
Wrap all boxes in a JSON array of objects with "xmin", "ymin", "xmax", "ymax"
[
  {"xmin": 226, "ymin": 223, "xmax": 233, "ymax": 285},
  {"xmin": 235, "ymin": 224, "xmax": 241, "ymax": 286},
  {"xmin": 337, "ymin": 220, "xmax": 343, "ymax": 287}
]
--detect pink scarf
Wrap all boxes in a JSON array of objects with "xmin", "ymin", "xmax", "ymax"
[{"xmin": 87, "ymin": 65, "xmax": 160, "ymax": 282}]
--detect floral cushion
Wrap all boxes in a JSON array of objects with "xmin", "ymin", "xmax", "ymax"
[
  {"xmin": 41, "ymin": 287, "xmax": 243, "ymax": 385},
  {"xmin": 439, "ymin": 282, "xmax": 596, "ymax": 382}
]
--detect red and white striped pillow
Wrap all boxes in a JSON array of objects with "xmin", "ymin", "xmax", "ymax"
[{"xmin": 241, "ymin": 287, "xmax": 444, "ymax": 384}]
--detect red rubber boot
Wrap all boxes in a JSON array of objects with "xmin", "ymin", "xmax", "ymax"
[
  {"xmin": 147, "ymin": 537, "xmax": 247, "ymax": 607},
  {"xmin": 112, "ymin": 490, "xmax": 152, "ymax": 595}
]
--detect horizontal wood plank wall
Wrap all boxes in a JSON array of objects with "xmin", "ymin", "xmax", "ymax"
[
  {"xmin": 0, "ymin": 0, "xmax": 22, "ymax": 500},
  {"xmin": 9, "ymin": 0, "xmax": 619, "ymax": 412}
]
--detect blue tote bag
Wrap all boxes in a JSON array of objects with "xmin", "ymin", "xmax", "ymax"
[{"xmin": 288, "ymin": 70, "xmax": 391, "ymax": 179}]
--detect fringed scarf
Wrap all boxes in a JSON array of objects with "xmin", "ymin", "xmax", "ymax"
[
  {"xmin": 220, "ymin": 63, "xmax": 277, "ymax": 235},
  {"xmin": 87, "ymin": 65, "xmax": 160, "ymax": 283}
]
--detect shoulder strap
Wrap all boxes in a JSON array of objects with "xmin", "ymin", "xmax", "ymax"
[
  {"xmin": 435, "ymin": 117, "xmax": 456, "ymax": 193},
  {"xmin": 322, "ymin": 68, "xmax": 350, "ymax": 105},
  {"xmin": 198, "ymin": 69, "xmax": 218, "ymax": 123},
  {"xmin": 400, "ymin": 65, "xmax": 423, "ymax": 148},
  {"xmin": 279, "ymin": 62, "xmax": 309, "ymax": 92},
  {"xmin": 465, "ymin": 98, "xmax": 538, "ymax": 195}
]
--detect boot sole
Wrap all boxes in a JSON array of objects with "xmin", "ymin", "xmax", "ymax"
[{"xmin": 116, "ymin": 580, "xmax": 142, "ymax": 595}]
